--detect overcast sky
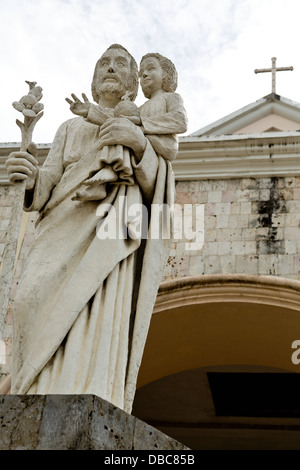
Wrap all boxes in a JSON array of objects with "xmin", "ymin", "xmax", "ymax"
[{"xmin": 1, "ymin": 0, "xmax": 300, "ymax": 143}]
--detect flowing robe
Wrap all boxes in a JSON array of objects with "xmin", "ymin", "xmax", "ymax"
[{"xmin": 11, "ymin": 115, "xmax": 175, "ymax": 413}]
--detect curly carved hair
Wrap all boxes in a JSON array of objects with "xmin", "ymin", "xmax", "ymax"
[
  {"xmin": 139, "ymin": 52, "xmax": 178, "ymax": 96},
  {"xmin": 91, "ymin": 44, "xmax": 139, "ymax": 103}
]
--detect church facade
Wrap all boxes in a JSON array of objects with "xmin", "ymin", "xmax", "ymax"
[{"xmin": 1, "ymin": 91, "xmax": 300, "ymax": 449}]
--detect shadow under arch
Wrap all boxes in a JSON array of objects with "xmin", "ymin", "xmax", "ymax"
[{"xmin": 137, "ymin": 273, "xmax": 300, "ymax": 388}]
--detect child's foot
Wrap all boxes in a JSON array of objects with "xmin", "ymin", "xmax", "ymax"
[{"xmin": 85, "ymin": 166, "xmax": 118, "ymax": 184}]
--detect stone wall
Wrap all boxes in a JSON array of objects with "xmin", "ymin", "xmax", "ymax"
[
  {"xmin": 1, "ymin": 175, "xmax": 300, "ymax": 380},
  {"xmin": 165, "ymin": 176, "xmax": 300, "ymax": 280}
]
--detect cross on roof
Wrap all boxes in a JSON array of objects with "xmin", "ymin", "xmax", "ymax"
[{"xmin": 254, "ymin": 57, "xmax": 293, "ymax": 94}]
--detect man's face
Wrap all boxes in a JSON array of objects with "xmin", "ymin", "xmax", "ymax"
[{"xmin": 94, "ymin": 48, "xmax": 131, "ymax": 100}]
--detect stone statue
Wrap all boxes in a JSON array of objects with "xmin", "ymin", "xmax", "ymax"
[{"xmin": 4, "ymin": 44, "xmax": 187, "ymax": 413}]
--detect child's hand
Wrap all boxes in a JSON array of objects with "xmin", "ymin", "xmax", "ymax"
[{"xmin": 65, "ymin": 93, "xmax": 90, "ymax": 118}]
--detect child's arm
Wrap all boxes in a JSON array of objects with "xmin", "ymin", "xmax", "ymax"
[
  {"xmin": 145, "ymin": 134, "xmax": 179, "ymax": 162},
  {"xmin": 85, "ymin": 103, "xmax": 114, "ymax": 126},
  {"xmin": 140, "ymin": 93, "xmax": 187, "ymax": 161},
  {"xmin": 140, "ymin": 93, "xmax": 188, "ymax": 135},
  {"xmin": 66, "ymin": 94, "xmax": 113, "ymax": 126}
]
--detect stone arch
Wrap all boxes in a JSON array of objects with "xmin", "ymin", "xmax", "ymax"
[{"xmin": 137, "ymin": 274, "xmax": 300, "ymax": 388}]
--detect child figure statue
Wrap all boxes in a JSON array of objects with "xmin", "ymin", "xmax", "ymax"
[
  {"xmin": 70, "ymin": 51, "xmax": 187, "ymax": 202},
  {"xmin": 72, "ymin": 91, "xmax": 141, "ymax": 201}
]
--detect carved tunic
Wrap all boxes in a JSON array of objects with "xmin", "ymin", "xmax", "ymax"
[{"xmin": 11, "ymin": 116, "xmax": 175, "ymax": 413}]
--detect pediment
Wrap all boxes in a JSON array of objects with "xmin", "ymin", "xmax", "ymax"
[{"xmin": 190, "ymin": 93, "xmax": 300, "ymax": 136}]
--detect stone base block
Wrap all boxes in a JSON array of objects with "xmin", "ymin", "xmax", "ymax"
[{"xmin": 0, "ymin": 394, "xmax": 189, "ymax": 450}]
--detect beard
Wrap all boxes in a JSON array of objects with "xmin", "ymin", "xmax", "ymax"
[{"xmin": 97, "ymin": 80, "xmax": 127, "ymax": 101}]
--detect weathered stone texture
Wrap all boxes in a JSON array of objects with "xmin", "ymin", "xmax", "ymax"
[
  {"xmin": 0, "ymin": 394, "xmax": 188, "ymax": 450},
  {"xmin": 165, "ymin": 176, "xmax": 300, "ymax": 280},
  {"xmin": 2, "ymin": 175, "xmax": 300, "ymax": 380},
  {"xmin": 0, "ymin": 186, "xmax": 38, "ymax": 381}
]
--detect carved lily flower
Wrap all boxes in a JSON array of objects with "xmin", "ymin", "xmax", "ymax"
[
  {"xmin": 12, "ymin": 80, "xmax": 44, "ymax": 118},
  {"xmin": 12, "ymin": 80, "xmax": 44, "ymax": 152}
]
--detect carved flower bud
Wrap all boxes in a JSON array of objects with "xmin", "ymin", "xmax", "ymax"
[
  {"xmin": 12, "ymin": 101, "xmax": 25, "ymax": 112},
  {"xmin": 32, "ymin": 102, "xmax": 44, "ymax": 113},
  {"xmin": 29, "ymin": 86, "xmax": 43, "ymax": 101},
  {"xmin": 20, "ymin": 94, "xmax": 38, "ymax": 106},
  {"xmin": 22, "ymin": 109, "xmax": 37, "ymax": 118}
]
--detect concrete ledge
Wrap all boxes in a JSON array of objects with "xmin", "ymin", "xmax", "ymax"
[{"xmin": 0, "ymin": 394, "xmax": 189, "ymax": 450}]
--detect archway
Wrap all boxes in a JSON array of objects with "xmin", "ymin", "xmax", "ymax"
[{"xmin": 133, "ymin": 274, "xmax": 300, "ymax": 449}]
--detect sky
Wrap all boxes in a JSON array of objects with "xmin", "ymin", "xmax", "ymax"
[{"xmin": 1, "ymin": 0, "xmax": 300, "ymax": 144}]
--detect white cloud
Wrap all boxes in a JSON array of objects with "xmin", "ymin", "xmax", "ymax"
[{"xmin": 1, "ymin": 0, "xmax": 300, "ymax": 143}]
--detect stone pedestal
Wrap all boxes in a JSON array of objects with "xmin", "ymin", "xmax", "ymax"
[{"xmin": 0, "ymin": 394, "xmax": 188, "ymax": 450}]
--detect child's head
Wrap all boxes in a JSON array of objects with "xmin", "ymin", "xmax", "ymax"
[{"xmin": 139, "ymin": 53, "xmax": 178, "ymax": 99}]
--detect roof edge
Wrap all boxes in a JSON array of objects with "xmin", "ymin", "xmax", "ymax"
[{"xmin": 189, "ymin": 94, "xmax": 300, "ymax": 137}]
